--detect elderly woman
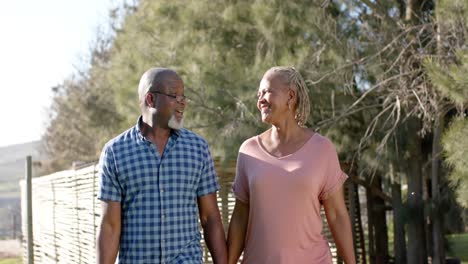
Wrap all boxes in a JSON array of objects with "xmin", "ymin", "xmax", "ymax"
[{"xmin": 227, "ymin": 67, "xmax": 356, "ymax": 264}]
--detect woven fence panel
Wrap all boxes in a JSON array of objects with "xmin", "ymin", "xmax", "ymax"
[{"xmin": 21, "ymin": 165, "xmax": 99, "ymax": 264}]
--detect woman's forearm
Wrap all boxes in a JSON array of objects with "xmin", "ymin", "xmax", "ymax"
[
  {"xmin": 328, "ymin": 213, "xmax": 356, "ymax": 264},
  {"xmin": 227, "ymin": 201, "xmax": 249, "ymax": 264}
]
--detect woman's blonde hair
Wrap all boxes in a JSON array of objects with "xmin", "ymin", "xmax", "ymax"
[{"xmin": 265, "ymin": 66, "xmax": 310, "ymax": 127}]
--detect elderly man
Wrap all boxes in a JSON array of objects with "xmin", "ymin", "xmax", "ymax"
[{"xmin": 97, "ymin": 68, "xmax": 227, "ymax": 264}]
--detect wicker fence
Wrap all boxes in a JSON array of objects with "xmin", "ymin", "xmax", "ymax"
[
  {"xmin": 20, "ymin": 164, "xmax": 99, "ymax": 263},
  {"xmin": 21, "ymin": 160, "xmax": 364, "ymax": 263}
]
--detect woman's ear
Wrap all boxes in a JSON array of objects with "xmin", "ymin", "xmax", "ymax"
[{"xmin": 288, "ymin": 88, "xmax": 297, "ymax": 109}]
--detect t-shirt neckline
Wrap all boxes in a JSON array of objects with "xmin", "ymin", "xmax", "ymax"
[{"xmin": 256, "ymin": 132, "xmax": 317, "ymax": 160}]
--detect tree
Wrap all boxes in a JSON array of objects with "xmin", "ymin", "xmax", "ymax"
[
  {"xmin": 43, "ymin": 25, "xmax": 124, "ymax": 172},
  {"xmin": 329, "ymin": 0, "xmax": 466, "ymax": 262},
  {"xmin": 102, "ymin": 0, "xmax": 355, "ymax": 160}
]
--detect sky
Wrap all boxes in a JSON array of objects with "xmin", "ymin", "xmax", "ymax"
[{"xmin": 0, "ymin": 0, "xmax": 119, "ymax": 148}]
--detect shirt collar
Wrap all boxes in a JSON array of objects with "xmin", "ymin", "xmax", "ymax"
[{"xmin": 135, "ymin": 116, "xmax": 181, "ymax": 143}]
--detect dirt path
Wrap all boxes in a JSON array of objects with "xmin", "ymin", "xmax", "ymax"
[{"xmin": 0, "ymin": 239, "xmax": 21, "ymax": 258}]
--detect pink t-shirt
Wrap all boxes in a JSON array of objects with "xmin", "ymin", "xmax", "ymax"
[{"xmin": 232, "ymin": 133, "xmax": 347, "ymax": 264}]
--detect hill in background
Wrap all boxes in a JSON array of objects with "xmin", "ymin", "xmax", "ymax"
[
  {"xmin": 0, "ymin": 141, "xmax": 44, "ymax": 198},
  {"xmin": 0, "ymin": 141, "xmax": 45, "ymax": 239}
]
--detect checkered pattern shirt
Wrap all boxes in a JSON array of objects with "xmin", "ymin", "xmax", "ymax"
[{"xmin": 97, "ymin": 117, "xmax": 219, "ymax": 264}]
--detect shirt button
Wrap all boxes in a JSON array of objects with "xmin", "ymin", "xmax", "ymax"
[
  {"xmin": 162, "ymin": 214, "xmax": 165, "ymax": 219},
  {"xmin": 160, "ymin": 188, "xmax": 164, "ymax": 193}
]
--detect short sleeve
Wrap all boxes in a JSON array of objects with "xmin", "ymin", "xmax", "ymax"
[
  {"xmin": 232, "ymin": 151, "xmax": 249, "ymax": 203},
  {"xmin": 319, "ymin": 140, "xmax": 348, "ymax": 201},
  {"xmin": 97, "ymin": 145, "xmax": 122, "ymax": 202},
  {"xmin": 196, "ymin": 143, "xmax": 220, "ymax": 197}
]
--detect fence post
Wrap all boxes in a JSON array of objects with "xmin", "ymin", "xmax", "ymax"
[{"xmin": 26, "ymin": 156, "xmax": 34, "ymax": 264}]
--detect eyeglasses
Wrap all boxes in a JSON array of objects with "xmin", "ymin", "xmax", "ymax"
[{"xmin": 150, "ymin": 91, "xmax": 186, "ymax": 103}]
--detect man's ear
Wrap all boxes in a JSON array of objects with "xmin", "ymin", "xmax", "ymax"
[{"xmin": 146, "ymin": 93, "xmax": 155, "ymax": 108}]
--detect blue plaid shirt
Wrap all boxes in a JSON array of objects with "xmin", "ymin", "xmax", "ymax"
[{"xmin": 97, "ymin": 117, "xmax": 219, "ymax": 264}]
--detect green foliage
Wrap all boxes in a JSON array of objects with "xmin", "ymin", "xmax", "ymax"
[
  {"xmin": 437, "ymin": 0, "xmax": 468, "ymax": 27},
  {"xmin": 442, "ymin": 118, "xmax": 468, "ymax": 173},
  {"xmin": 43, "ymin": 32, "xmax": 124, "ymax": 171},
  {"xmin": 425, "ymin": 0, "xmax": 468, "ymax": 209},
  {"xmin": 446, "ymin": 233, "xmax": 468, "ymax": 261},
  {"xmin": 43, "ymin": 1, "xmax": 468, "ymax": 197},
  {"xmin": 44, "ymin": 76, "xmax": 123, "ymax": 171},
  {"xmin": 424, "ymin": 50, "xmax": 468, "ymax": 105},
  {"xmin": 442, "ymin": 118, "xmax": 468, "ymax": 207},
  {"xmin": 101, "ymin": 0, "xmax": 354, "ymax": 159}
]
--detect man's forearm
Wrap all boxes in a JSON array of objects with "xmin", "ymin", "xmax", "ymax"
[
  {"xmin": 97, "ymin": 224, "xmax": 120, "ymax": 264},
  {"xmin": 203, "ymin": 214, "xmax": 228, "ymax": 264}
]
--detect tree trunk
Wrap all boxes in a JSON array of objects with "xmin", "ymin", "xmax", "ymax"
[
  {"xmin": 366, "ymin": 186, "xmax": 376, "ymax": 264},
  {"xmin": 390, "ymin": 130, "xmax": 407, "ymax": 264},
  {"xmin": 392, "ymin": 182, "xmax": 407, "ymax": 264},
  {"xmin": 432, "ymin": 0, "xmax": 447, "ymax": 261},
  {"xmin": 366, "ymin": 174, "xmax": 390, "ymax": 264},
  {"xmin": 404, "ymin": 0, "xmax": 430, "ymax": 262},
  {"xmin": 406, "ymin": 118, "xmax": 428, "ymax": 264},
  {"xmin": 372, "ymin": 176, "xmax": 389, "ymax": 264},
  {"xmin": 431, "ymin": 113, "xmax": 445, "ymax": 264}
]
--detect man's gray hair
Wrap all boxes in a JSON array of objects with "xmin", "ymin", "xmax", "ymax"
[{"xmin": 138, "ymin": 67, "xmax": 178, "ymax": 102}]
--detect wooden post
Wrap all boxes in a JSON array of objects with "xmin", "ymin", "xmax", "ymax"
[
  {"xmin": 13, "ymin": 214, "xmax": 17, "ymax": 239},
  {"xmin": 26, "ymin": 155, "xmax": 34, "ymax": 264}
]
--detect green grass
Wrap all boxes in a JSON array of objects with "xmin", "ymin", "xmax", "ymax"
[
  {"xmin": 446, "ymin": 233, "xmax": 468, "ymax": 262},
  {"xmin": 0, "ymin": 182, "xmax": 20, "ymax": 199},
  {"xmin": 0, "ymin": 258, "xmax": 22, "ymax": 264}
]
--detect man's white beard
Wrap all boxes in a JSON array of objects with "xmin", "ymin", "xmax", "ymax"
[
  {"xmin": 149, "ymin": 108, "xmax": 184, "ymax": 130},
  {"xmin": 168, "ymin": 113, "xmax": 184, "ymax": 130}
]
